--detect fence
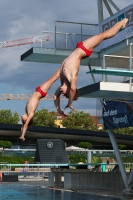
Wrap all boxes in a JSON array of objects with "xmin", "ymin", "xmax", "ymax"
[
  {"xmin": 40, "ymin": 21, "xmax": 100, "ymax": 52},
  {"xmin": 0, "ymin": 163, "xmax": 132, "ymax": 179}
]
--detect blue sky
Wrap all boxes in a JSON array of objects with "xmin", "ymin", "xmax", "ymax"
[{"xmin": 0, "ymin": 0, "xmax": 132, "ymax": 122}]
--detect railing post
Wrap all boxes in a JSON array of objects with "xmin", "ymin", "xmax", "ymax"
[
  {"xmin": 65, "ymin": 33, "xmax": 67, "ymax": 49},
  {"xmin": 55, "ymin": 21, "xmax": 57, "ymax": 50},
  {"xmin": 37, "ymin": 165, "xmax": 39, "ymax": 179},
  {"xmin": 81, "ymin": 24, "xmax": 82, "ymax": 41},
  {"xmin": 129, "ymin": 43, "xmax": 133, "ymax": 91},
  {"xmin": 87, "ymin": 150, "xmax": 91, "ymax": 169}
]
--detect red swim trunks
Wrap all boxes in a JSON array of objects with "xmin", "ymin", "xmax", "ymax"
[
  {"xmin": 35, "ymin": 86, "xmax": 47, "ymax": 97},
  {"xmin": 76, "ymin": 42, "xmax": 92, "ymax": 57}
]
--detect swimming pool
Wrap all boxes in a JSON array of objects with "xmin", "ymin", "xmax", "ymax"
[{"xmin": 0, "ymin": 183, "xmax": 121, "ymax": 200}]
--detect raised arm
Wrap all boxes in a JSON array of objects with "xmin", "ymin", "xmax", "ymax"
[
  {"xmin": 54, "ymin": 86, "xmax": 65, "ymax": 115},
  {"xmin": 64, "ymin": 78, "xmax": 77, "ymax": 110},
  {"xmin": 20, "ymin": 113, "xmax": 34, "ymax": 141}
]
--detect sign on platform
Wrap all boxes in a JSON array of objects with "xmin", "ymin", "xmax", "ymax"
[
  {"xmin": 98, "ymin": 3, "xmax": 133, "ymax": 50},
  {"xmin": 102, "ymin": 99, "xmax": 133, "ymax": 129}
]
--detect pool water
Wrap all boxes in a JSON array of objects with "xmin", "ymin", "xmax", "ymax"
[{"xmin": 0, "ymin": 183, "xmax": 121, "ymax": 200}]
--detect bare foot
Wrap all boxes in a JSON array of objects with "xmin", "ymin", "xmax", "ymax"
[
  {"xmin": 121, "ymin": 18, "xmax": 128, "ymax": 28},
  {"xmin": 19, "ymin": 137, "xmax": 25, "ymax": 141}
]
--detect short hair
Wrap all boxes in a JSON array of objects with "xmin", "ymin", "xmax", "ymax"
[{"xmin": 74, "ymin": 88, "xmax": 79, "ymax": 101}]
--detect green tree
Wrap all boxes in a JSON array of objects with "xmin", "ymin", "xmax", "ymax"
[
  {"xmin": 118, "ymin": 144, "xmax": 126, "ymax": 150},
  {"xmin": 0, "ymin": 156, "xmax": 34, "ymax": 164},
  {"xmin": 0, "ymin": 140, "xmax": 12, "ymax": 151},
  {"xmin": 33, "ymin": 109, "xmax": 57, "ymax": 127},
  {"xmin": 113, "ymin": 127, "xmax": 133, "ymax": 135},
  {"xmin": 0, "ymin": 109, "xmax": 19, "ymax": 124},
  {"xmin": 68, "ymin": 153, "xmax": 102, "ymax": 164},
  {"xmin": 78, "ymin": 142, "xmax": 92, "ymax": 150},
  {"xmin": 62, "ymin": 110, "xmax": 98, "ymax": 130},
  {"xmin": 101, "ymin": 125, "xmax": 133, "ymax": 136},
  {"xmin": 68, "ymin": 153, "xmax": 87, "ymax": 163}
]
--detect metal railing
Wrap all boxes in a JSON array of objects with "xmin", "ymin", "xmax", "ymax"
[
  {"xmin": 0, "ymin": 163, "xmax": 132, "ymax": 177},
  {"xmin": 41, "ymin": 21, "xmax": 100, "ymax": 52}
]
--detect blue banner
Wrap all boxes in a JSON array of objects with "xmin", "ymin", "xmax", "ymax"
[{"xmin": 102, "ymin": 99, "xmax": 133, "ymax": 130}]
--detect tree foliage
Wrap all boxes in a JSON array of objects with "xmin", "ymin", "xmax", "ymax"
[
  {"xmin": 113, "ymin": 127, "xmax": 133, "ymax": 135},
  {"xmin": 0, "ymin": 140, "xmax": 12, "ymax": 150},
  {"xmin": 68, "ymin": 153, "xmax": 102, "ymax": 164},
  {"xmin": 0, "ymin": 109, "xmax": 19, "ymax": 124},
  {"xmin": 102, "ymin": 125, "xmax": 133, "ymax": 135},
  {"xmin": 118, "ymin": 144, "xmax": 126, "ymax": 150},
  {"xmin": 33, "ymin": 109, "xmax": 57, "ymax": 127},
  {"xmin": 0, "ymin": 156, "xmax": 34, "ymax": 164},
  {"xmin": 62, "ymin": 110, "xmax": 98, "ymax": 130},
  {"xmin": 78, "ymin": 142, "xmax": 92, "ymax": 149},
  {"xmin": 68, "ymin": 153, "xmax": 87, "ymax": 163}
]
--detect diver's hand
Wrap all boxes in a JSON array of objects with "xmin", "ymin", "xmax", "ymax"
[
  {"xmin": 19, "ymin": 136, "xmax": 25, "ymax": 141},
  {"xmin": 64, "ymin": 104, "xmax": 75, "ymax": 111},
  {"xmin": 57, "ymin": 109, "xmax": 65, "ymax": 116}
]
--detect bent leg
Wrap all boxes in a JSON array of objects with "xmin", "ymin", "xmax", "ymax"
[{"xmin": 83, "ymin": 18, "xmax": 128, "ymax": 51}]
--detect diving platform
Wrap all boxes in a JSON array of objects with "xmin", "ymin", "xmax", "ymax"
[
  {"xmin": 21, "ymin": 47, "xmax": 100, "ymax": 66},
  {"xmin": 86, "ymin": 68, "xmax": 133, "ymax": 77},
  {"xmin": 20, "ymin": 35, "xmax": 133, "ymax": 68},
  {"xmin": 79, "ymin": 81, "xmax": 133, "ymax": 100}
]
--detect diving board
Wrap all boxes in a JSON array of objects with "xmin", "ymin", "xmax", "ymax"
[
  {"xmin": 79, "ymin": 82, "xmax": 133, "ymax": 100},
  {"xmin": 86, "ymin": 69, "xmax": 133, "ymax": 77},
  {"xmin": 21, "ymin": 48, "xmax": 100, "ymax": 66}
]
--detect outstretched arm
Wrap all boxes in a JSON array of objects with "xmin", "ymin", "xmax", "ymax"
[
  {"xmin": 54, "ymin": 87, "xmax": 65, "ymax": 115},
  {"xmin": 64, "ymin": 78, "xmax": 77, "ymax": 110},
  {"xmin": 20, "ymin": 113, "xmax": 34, "ymax": 141}
]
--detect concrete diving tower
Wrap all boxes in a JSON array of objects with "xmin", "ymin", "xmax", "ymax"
[{"xmin": 79, "ymin": 38, "xmax": 133, "ymax": 100}]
